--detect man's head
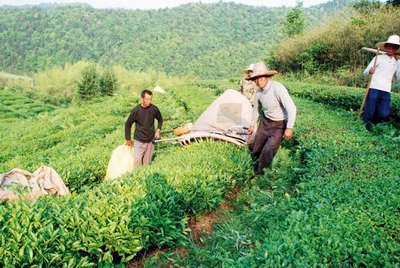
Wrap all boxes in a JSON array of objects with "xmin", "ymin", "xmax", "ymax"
[
  {"xmin": 377, "ymin": 35, "xmax": 400, "ymax": 55},
  {"xmin": 385, "ymin": 43, "xmax": 400, "ymax": 56},
  {"xmin": 246, "ymin": 62, "xmax": 278, "ymax": 88},
  {"xmin": 253, "ymin": 76, "xmax": 269, "ymax": 89},
  {"xmin": 243, "ymin": 63, "xmax": 254, "ymax": 77},
  {"xmin": 141, "ymin": 89, "xmax": 153, "ymax": 108}
]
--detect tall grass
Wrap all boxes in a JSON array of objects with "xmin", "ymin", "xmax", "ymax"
[
  {"xmin": 268, "ymin": 4, "xmax": 400, "ymax": 87},
  {"xmin": 2, "ymin": 61, "xmax": 198, "ymax": 108}
]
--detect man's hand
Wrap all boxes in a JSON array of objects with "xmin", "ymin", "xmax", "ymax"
[
  {"xmin": 283, "ymin": 128, "xmax": 293, "ymax": 140},
  {"xmin": 154, "ymin": 129, "xmax": 161, "ymax": 139},
  {"xmin": 125, "ymin": 140, "xmax": 133, "ymax": 147},
  {"xmin": 247, "ymin": 125, "xmax": 254, "ymax": 135},
  {"xmin": 369, "ymin": 67, "xmax": 376, "ymax": 75}
]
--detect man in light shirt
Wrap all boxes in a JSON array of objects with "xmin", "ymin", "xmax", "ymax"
[
  {"xmin": 247, "ymin": 61, "xmax": 297, "ymax": 175},
  {"xmin": 238, "ymin": 63, "xmax": 258, "ymax": 106},
  {"xmin": 363, "ymin": 35, "xmax": 400, "ymax": 131}
]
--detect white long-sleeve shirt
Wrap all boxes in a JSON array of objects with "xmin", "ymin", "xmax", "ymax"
[
  {"xmin": 363, "ymin": 54, "xmax": 400, "ymax": 92},
  {"xmin": 251, "ymin": 80, "xmax": 296, "ymax": 129}
]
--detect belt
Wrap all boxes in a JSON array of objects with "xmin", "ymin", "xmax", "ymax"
[{"xmin": 263, "ymin": 116, "xmax": 285, "ymax": 124}]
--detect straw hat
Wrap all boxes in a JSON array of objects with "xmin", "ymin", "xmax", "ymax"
[
  {"xmin": 246, "ymin": 62, "xmax": 278, "ymax": 80},
  {"xmin": 242, "ymin": 63, "xmax": 254, "ymax": 74},
  {"xmin": 376, "ymin": 35, "xmax": 400, "ymax": 51}
]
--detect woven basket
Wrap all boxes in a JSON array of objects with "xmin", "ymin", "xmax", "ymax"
[{"xmin": 173, "ymin": 123, "xmax": 192, "ymax": 136}]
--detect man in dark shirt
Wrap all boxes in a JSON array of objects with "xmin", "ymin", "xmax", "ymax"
[{"xmin": 125, "ymin": 89, "xmax": 163, "ymax": 167}]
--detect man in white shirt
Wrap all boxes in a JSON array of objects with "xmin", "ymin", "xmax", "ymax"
[
  {"xmin": 363, "ymin": 35, "xmax": 400, "ymax": 131},
  {"xmin": 247, "ymin": 62, "xmax": 297, "ymax": 174}
]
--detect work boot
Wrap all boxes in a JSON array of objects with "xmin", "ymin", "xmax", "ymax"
[{"xmin": 365, "ymin": 123, "xmax": 372, "ymax": 131}]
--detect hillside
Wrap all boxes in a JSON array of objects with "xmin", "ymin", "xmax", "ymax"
[
  {"xmin": 2, "ymin": 0, "xmax": 400, "ymax": 266},
  {"xmin": 0, "ymin": 0, "xmax": 352, "ymax": 79},
  {"xmin": 1, "ymin": 78, "xmax": 400, "ymax": 266}
]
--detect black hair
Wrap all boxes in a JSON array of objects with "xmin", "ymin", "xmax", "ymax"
[
  {"xmin": 384, "ymin": 43, "xmax": 400, "ymax": 49},
  {"xmin": 141, "ymin": 89, "xmax": 153, "ymax": 97}
]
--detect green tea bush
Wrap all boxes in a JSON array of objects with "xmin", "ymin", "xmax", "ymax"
[
  {"xmin": 0, "ymin": 169, "xmax": 183, "ymax": 266},
  {"xmin": 0, "ymin": 81, "xmax": 255, "ymax": 266},
  {"xmin": 0, "ymin": 177, "xmax": 145, "ymax": 266},
  {"xmin": 286, "ymin": 81, "xmax": 400, "ymax": 121},
  {"xmin": 151, "ymin": 140, "xmax": 254, "ymax": 214},
  {"xmin": 0, "ymin": 90, "xmax": 55, "ymax": 119},
  {"xmin": 169, "ymin": 95, "xmax": 400, "ymax": 267},
  {"xmin": 168, "ymin": 84, "xmax": 216, "ymax": 123},
  {"xmin": 0, "ymin": 81, "xmax": 220, "ymax": 191},
  {"xmin": 0, "ymin": 140, "xmax": 253, "ymax": 266},
  {"xmin": 131, "ymin": 173, "xmax": 188, "ymax": 249},
  {"xmin": 6, "ymin": 77, "xmax": 400, "ymax": 266},
  {"xmin": 0, "ymin": 92, "xmax": 132, "ymax": 189},
  {"xmin": 249, "ymin": 101, "xmax": 400, "ymax": 266}
]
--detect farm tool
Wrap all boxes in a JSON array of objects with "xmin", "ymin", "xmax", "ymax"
[
  {"xmin": 154, "ymin": 125, "xmax": 252, "ymax": 146},
  {"xmin": 361, "ymin": 46, "xmax": 400, "ymax": 55},
  {"xmin": 358, "ymin": 47, "xmax": 380, "ymax": 120},
  {"xmin": 153, "ymin": 123, "xmax": 193, "ymax": 144},
  {"xmin": 153, "ymin": 89, "xmax": 255, "ymax": 146}
]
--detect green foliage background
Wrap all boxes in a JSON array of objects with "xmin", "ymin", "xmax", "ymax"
[
  {"xmin": 268, "ymin": 2, "xmax": 400, "ymax": 88},
  {"xmin": 1, "ymin": 1, "xmax": 351, "ymax": 79},
  {"xmin": 2, "ymin": 0, "xmax": 400, "ymax": 266}
]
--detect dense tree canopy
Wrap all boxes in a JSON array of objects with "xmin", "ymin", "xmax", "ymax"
[
  {"xmin": 0, "ymin": 1, "xmax": 352, "ymax": 79},
  {"xmin": 281, "ymin": 1, "xmax": 306, "ymax": 37}
]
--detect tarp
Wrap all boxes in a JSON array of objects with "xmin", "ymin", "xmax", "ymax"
[
  {"xmin": 0, "ymin": 165, "xmax": 69, "ymax": 201},
  {"xmin": 191, "ymin": 89, "xmax": 253, "ymax": 133},
  {"xmin": 157, "ymin": 89, "xmax": 255, "ymax": 146},
  {"xmin": 154, "ymin": 85, "xmax": 165, "ymax": 93}
]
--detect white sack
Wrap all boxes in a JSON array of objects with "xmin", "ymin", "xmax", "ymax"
[
  {"xmin": 104, "ymin": 144, "xmax": 135, "ymax": 180},
  {"xmin": 0, "ymin": 165, "xmax": 69, "ymax": 201}
]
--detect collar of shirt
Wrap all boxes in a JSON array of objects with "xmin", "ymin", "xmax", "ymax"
[{"xmin": 260, "ymin": 80, "xmax": 271, "ymax": 93}]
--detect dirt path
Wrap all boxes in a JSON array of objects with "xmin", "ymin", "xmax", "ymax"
[{"xmin": 126, "ymin": 186, "xmax": 241, "ymax": 267}]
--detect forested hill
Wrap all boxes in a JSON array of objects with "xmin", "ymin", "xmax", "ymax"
[{"xmin": 1, "ymin": 0, "xmax": 352, "ymax": 79}]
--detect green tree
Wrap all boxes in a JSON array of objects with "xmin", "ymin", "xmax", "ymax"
[
  {"xmin": 0, "ymin": 2, "xmax": 352, "ymax": 79},
  {"xmin": 352, "ymin": 0, "xmax": 383, "ymax": 14},
  {"xmin": 99, "ymin": 67, "xmax": 117, "ymax": 96},
  {"xmin": 386, "ymin": 0, "xmax": 400, "ymax": 6},
  {"xmin": 281, "ymin": 1, "xmax": 305, "ymax": 37},
  {"xmin": 77, "ymin": 62, "xmax": 99, "ymax": 101}
]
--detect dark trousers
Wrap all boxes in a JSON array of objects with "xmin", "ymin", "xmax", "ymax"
[
  {"xmin": 362, "ymin": 88, "xmax": 391, "ymax": 124},
  {"xmin": 252, "ymin": 117, "xmax": 285, "ymax": 173}
]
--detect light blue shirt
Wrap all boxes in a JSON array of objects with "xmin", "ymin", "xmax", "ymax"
[{"xmin": 251, "ymin": 80, "xmax": 296, "ymax": 129}]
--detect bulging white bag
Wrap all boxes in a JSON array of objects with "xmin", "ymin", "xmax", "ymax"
[{"xmin": 104, "ymin": 145, "xmax": 134, "ymax": 180}]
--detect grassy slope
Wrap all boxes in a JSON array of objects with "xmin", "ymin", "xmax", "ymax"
[
  {"xmin": 0, "ymin": 81, "xmax": 254, "ymax": 266},
  {"xmin": 1, "ymin": 82, "xmax": 400, "ymax": 266},
  {"xmin": 150, "ymin": 96, "xmax": 400, "ymax": 266},
  {"xmin": 0, "ymin": 81, "xmax": 216, "ymax": 191}
]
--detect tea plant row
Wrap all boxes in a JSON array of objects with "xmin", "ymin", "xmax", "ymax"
[{"xmin": 165, "ymin": 96, "xmax": 400, "ymax": 267}]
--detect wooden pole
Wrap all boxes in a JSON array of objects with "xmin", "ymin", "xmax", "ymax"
[
  {"xmin": 358, "ymin": 48, "xmax": 380, "ymax": 120},
  {"xmin": 361, "ymin": 47, "xmax": 385, "ymax": 55}
]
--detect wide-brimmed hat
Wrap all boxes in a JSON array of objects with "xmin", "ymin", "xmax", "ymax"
[
  {"xmin": 246, "ymin": 62, "xmax": 278, "ymax": 80},
  {"xmin": 376, "ymin": 35, "xmax": 400, "ymax": 51},
  {"xmin": 242, "ymin": 63, "xmax": 254, "ymax": 74}
]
